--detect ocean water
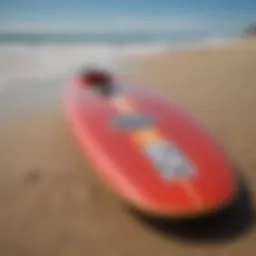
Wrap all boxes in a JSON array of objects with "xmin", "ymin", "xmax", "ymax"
[
  {"xmin": 0, "ymin": 32, "xmax": 234, "ymax": 80},
  {"xmin": 0, "ymin": 32, "xmax": 234, "ymax": 122},
  {"xmin": 0, "ymin": 32, "xmax": 214, "ymax": 45},
  {"xmin": 0, "ymin": 43, "xmax": 167, "ymax": 87},
  {"xmin": 0, "ymin": 33, "xmax": 169, "ymax": 122}
]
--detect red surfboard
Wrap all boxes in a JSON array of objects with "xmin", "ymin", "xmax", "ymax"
[{"xmin": 64, "ymin": 69, "xmax": 238, "ymax": 218}]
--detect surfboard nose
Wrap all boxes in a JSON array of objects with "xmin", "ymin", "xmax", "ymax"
[{"xmin": 133, "ymin": 166, "xmax": 238, "ymax": 218}]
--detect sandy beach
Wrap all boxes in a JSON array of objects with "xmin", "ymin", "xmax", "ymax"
[{"xmin": 0, "ymin": 39, "xmax": 256, "ymax": 255}]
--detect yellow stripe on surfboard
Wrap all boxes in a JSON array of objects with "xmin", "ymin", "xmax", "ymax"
[
  {"xmin": 132, "ymin": 128, "xmax": 162, "ymax": 146},
  {"xmin": 111, "ymin": 97, "xmax": 135, "ymax": 114}
]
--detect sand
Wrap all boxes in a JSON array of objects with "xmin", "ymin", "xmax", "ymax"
[{"xmin": 0, "ymin": 39, "xmax": 256, "ymax": 255}]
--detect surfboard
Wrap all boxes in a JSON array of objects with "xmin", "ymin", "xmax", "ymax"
[{"xmin": 64, "ymin": 69, "xmax": 238, "ymax": 218}]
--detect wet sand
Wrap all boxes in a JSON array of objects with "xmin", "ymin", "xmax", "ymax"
[{"xmin": 0, "ymin": 39, "xmax": 256, "ymax": 255}]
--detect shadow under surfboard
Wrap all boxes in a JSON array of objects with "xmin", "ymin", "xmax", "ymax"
[{"xmin": 127, "ymin": 170, "xmax": 255, "ymax": 244}]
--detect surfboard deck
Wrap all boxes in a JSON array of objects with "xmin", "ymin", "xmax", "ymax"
[{"xmin": 64, "ymin": 69, "xmax": 238, "ymax": 218}]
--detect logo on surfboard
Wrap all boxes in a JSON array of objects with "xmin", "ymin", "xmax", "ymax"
[
  {"xmin": 112, "ymin": 113, "xmax": 196, "ymax": 181},
  {"xmin": 144, "ymin": 140, "xmax": 195, "ymax": 180}
]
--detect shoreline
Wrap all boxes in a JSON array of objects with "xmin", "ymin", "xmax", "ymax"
[{"xmin": 0, "ymin": 35, "xmax": 245, "ymax": 56}]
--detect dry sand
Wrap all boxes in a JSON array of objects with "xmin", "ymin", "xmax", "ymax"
[{"xmin": 0, "ymin": 39, "xmax": 256, "ymax": 255}]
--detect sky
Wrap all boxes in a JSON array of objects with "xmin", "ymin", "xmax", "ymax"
[{"xmin": 0, "ymin": 0, "xmax": 255, "ymax": 34}]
